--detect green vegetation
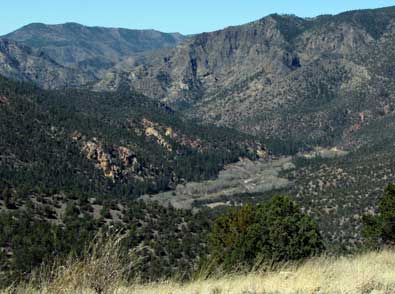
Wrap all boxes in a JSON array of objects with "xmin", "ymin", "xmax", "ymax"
[
  {"xmin": 0, "ymin": 193, "xmax": 326, "ymax": 288},
  {"xmin": 1, "ymin": 175, "xmax": 395, "ymax": 290},
  {"xmin": 3, "ymin": 6, "xmax": 395, "ymax": 291},
  {"xmin": 208, "ymin": 196, "xmax": 324, "ymax": 270},
  {"xmin": 0, "ymin": 75, "xmax": 261, "ymax": 201},
  {"xmin": 0, "ymin": 196, "xmax": 211, "ymax": 287},
  {"xmin": 0, "ymin": 75, "xmax": 264, "ymax": 287},
  {"xmin": 363, "ymin": 183, "xmax": 395, "ymax": 247}
]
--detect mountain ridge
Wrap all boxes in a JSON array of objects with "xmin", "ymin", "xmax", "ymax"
[
  {"xmin": 3, "ymin": 22, "xmax": 187, "ymax": 74},
  {"xmin": 0, "ymin": 38, "xmax": 96, "ymax": 89},
  {"xmin": 90, "ymin": 5, "xmax": 395, "ymax": 150}
]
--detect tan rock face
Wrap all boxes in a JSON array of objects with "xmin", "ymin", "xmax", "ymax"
[
  {"xmin": 248, "ymin": 145, "xmax": 268, "ymax": 159},
  {"xmin": 80, "ymin": 140, "xmax": 115, "ymax": 178},
  {"xmin": 141, "ymin": 118, "xmax": 204, "ymax": 151},
  {"xmin": 165, "ymin": 127, "xmax": 176, "ymax": 138},
  {"xmin": 256, "ymin": 148, "xmax": 267, "ymax": 159},
  {"xmin": 145, "ymin": 126, "xmax": 173, "ymax": 151},
  {"xmin": 118, "ymin": 146, "xmax": 139, "ymax": 171},
  {"xmin": 73, "ymin": 135, "xmax": 141, "ymax": 180},
  {"xmin": 383, "ymin": 105, "xmax": 391, "ymax": 115},
  {"xmin": 358, "ymin": 112, "xmax": 366, "ymax": 122}
]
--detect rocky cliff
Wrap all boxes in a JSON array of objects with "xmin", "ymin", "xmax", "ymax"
[{"xmin": 93, "ymin": 7, "xmax": 395, "ymax": 148}]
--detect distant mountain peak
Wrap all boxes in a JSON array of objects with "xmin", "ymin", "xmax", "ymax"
[{"xmin": 3, "ymin": 22, "xmax": 188, "ymax": 73}]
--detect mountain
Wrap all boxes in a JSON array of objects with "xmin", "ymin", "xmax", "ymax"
[
  {"xmin": 3, "ymin": 6, "xmax": 395, "ymax": 286},
  {"xmin": 4, "ymin": 22, "xmax": 187, "ymax": 73},
  {"xmin": 0, "ymin": 38, "xmax": 95, "ymax": 89},
  {"xmin": 94, "ymin": 6, "xmax": 395, "ymax": 150},
  {"xmin": 2, "ymin": 5, "xmax": 395, "ymax": 254},
  {"xmin": 89, "ymin": 6, "xmax": 395, "ymax": 249},
  {"xmin": 5, "ymin": 7, "xmax": 395, "ymax": 149}
]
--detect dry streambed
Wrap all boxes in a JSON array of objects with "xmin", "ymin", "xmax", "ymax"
[{"xmin": 141, "ymin": 157, "xmax": 295, "ymax": 209}]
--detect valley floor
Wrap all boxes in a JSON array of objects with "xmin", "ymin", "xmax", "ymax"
[{"xmin": 6, "ymin": 250, "xmax": 395, "ymax": 294}]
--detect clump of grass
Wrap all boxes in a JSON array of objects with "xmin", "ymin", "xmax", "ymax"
[{"xmin": 3, "ymin": 234, "xmax": 140, "ymax": 294}]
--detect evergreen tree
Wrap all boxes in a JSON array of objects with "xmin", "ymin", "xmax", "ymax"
[
  {"xmin": 208, "ymin": 196, "xmax": 324, "ymax": 270},
  {"xmin": 363, "ymin": 183, "xmax": 395, "ymax": 247}
]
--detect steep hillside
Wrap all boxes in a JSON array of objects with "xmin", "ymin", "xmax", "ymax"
[
  {"xmin": 4, "ymin": 7, "xmax": 395, "ymax": 149},
  {"xmin": 4, "ymin": 22, "xmax": 187, "ymax": 73},
  {"xmin": 0, "ymin": 39, "xmax": 95, "ymax": 89},
  {"xmin": 94, "ymin": 6, "xmax": 395, "ymax": 148},
  {"xmin": 0, "ymin": 75, "xmax": 265, "ymax": 201}
]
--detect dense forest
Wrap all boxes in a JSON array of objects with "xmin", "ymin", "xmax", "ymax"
[
  {"xmin": 0, "ymin": 75, "xmax": 265, "ymax": 201},
  {"xmin": 0, "ymin": 199, "xmax": 211, "ymax": 285}
]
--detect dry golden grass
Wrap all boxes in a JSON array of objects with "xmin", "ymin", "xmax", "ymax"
[
  {"xmin": 2, "ymin": 234, "xmax": 138, "ymax": 294},
  {"xmin": 125, "ymin": 250, "xmax": 395, "ymax": 294},
  {"xmin": 3, "ymin": 240, "xmax": 395, "ymax": 294}
]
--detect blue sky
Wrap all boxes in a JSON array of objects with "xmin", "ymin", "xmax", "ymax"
[{"xmin": 1, "ymin": 0, "xmax": 394, "ymax": 35}]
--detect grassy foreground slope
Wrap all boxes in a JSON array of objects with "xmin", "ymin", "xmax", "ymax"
[
  {"xmin": 6, "ymin": 249, "xmax": 395, "ymax": 294},
  {"xmin": 133, "ymin": 250, "xmax": 395, "ymax": 294}
]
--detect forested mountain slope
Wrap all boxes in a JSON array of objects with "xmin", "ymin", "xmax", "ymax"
[{"xmin": 0, "ymin": 75, "xmax": 264, "ymax": 200}]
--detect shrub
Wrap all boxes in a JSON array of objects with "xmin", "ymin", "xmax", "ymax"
[
  {"xmin": 13, "ymin": 234, "xmax": 139, "ymax": 294},
  {"xmin": 208, "ymin": 195, "xmax": 324, "ymax": 270}
]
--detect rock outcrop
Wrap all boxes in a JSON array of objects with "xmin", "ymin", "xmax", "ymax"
[
  {"xmin": 73, "ymin": 135, "xmax": 142, "ymax": 181},
  {"xmin": 141, "ymin": 118, "xmax": 204, "ymax": 151}
]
